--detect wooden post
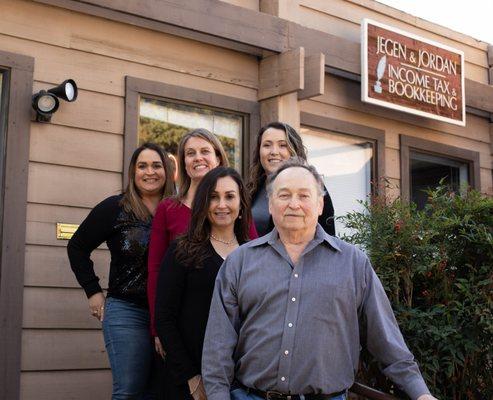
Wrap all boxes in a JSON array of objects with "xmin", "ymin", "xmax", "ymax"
[
  {"xmin": 258, "ymin": 47, "xmax": 304, "ymax": 101},
  {"xmin": 260, "ymin": 92, "xmax": 300, "ymax": 130},
  {"xmin": 298, "ymin": 52, "xmax": 325, "ymax": 100},
  {"xmin": 490, "ymin": 123, "xmax": 493, "ymax": 160},
  {"xmin": 259, "ymin": 47, "xmax": 325, "ymax": 131},
  {"xmin": 260, "ymin": 0, "xmax": 300, "ymax": 19},
  {"xmin": 258, "ymin": 47, "xmax": 304, "ymax": 130}
]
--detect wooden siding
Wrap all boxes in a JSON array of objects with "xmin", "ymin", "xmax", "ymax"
[
  {"xmin": 24, "ymin": 245, "xmax": 109, "ymax": 288},
  {"xmin": 2, "ymin": 0, "xmax": 259, "ymax": 398},
  {"xmin": 220, "ymin": 0, "xmax": 259, "ymax": 10},
  {"xmin": 21, "ymin": 330, "xmax": 108, "ymax": 371},
  {"xmin": 1, "ymin": 0, "xmax": 491, "ymax": 398},
  {"xmin": 293, "ymin": 0, "xmax": 489, "ymax": 83},
  {"xmin": 20, "ymin": 370, "xmax": 112, "ymax": 400}
]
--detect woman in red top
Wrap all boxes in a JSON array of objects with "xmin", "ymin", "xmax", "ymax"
[{"xmin": 148, "ymin": 128, "xmax": 258, "ymax": 356}]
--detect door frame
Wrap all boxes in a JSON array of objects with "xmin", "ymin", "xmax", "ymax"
[{"xmin": 0, "ymin": 50, "xmax": 34, "ymax": 400}]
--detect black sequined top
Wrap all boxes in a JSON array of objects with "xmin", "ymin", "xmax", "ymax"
[{"xmin": 67, "ymin": 195, "xmax": 151, "ymax": 308}]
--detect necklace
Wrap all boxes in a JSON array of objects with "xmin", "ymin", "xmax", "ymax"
[{"xmin": 210, "ymin": 233, "xmax": 237, "ymax": 245}]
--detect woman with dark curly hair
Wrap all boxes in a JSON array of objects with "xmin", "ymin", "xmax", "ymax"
[
  {"xmin": 155, "ymin": 166, "xmax": 253, "ymax": 400},
  {"xmin": 247, "ymin": 121, "xmax": 336, "ymax": 237}
]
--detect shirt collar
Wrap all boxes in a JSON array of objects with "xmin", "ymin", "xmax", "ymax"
[{"xmin": 253, "ymin": 224, "xmax": 341, "ymax": 252}]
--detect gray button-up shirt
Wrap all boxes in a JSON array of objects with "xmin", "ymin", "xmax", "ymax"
[{"xmin": 202, "ymin": 225, "xmax": 430, "ymax": 400}]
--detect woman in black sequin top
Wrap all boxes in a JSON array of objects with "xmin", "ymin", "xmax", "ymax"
[{"xmin": 68, "ymin": 142, "xmax": 175, "ymax": 399}]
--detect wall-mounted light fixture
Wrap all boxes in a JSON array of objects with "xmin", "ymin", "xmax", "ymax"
[{"xmin": 32, "ymin": 79, "xmax": 78, "ymax": 122}]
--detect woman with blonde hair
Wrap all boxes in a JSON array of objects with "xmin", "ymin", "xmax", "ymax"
[
  {"xmin": 68, "ymin": 142, "xmax": 175, "ymax": 399},
  {"xmin": 148, "ymin": 129, "xmax": 258, "ymax": 356}
]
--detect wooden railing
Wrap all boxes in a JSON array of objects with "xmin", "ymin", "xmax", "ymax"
[{"xmin": 350, "ymin": 382, "xmax": 401, "ymax": 400}]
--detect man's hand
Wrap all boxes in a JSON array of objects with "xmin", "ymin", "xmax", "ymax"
[
  {"xmin": 88, "ymin": 292, "xmax": 105, "ymax": 321},
  {"xmin": 154, "ymin": 336, "xmax": 166, "ymax": 359},
  {"xmin": 188, "ymin": 375, "xmax": 207, "ymax": 400},
  {"xmin": 417, "ymin": 395, "xmax": 438, "ymax": 400}
]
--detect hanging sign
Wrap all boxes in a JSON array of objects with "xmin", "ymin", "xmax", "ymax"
[{"xmin": 361, "ymin": 19, "xmax": 465, "ymax": 126}]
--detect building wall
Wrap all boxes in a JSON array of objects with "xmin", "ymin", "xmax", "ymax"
[
  {"xmin": 301, "ymin": 75, "xmax": 492, "ymax": 197},
  {"xmin": 0, "ymin": 1, "xmax": 257, "ymax": 398},
  {"xmin": 0, "ymin": 0, "xmax": 491, "ymax": 398},
  {"xmin": 278, "ymin": 0, "xmax": 490, "ymax": 83},
  {"xmin": 262, "ymin": 0, "xmax": 492, "ymax": 196}
]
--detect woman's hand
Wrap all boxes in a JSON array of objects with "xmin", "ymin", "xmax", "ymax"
[
  {"xmin": 154, "ymin": 336, "xmax": 166, "ymax": 359},
  {"xmin": 88, "ymin": 292, "xmax": 105, "ymax": 321},
  {"xmin": 188, "ymin": 375, "xmax": 207, "ymax": 400}
]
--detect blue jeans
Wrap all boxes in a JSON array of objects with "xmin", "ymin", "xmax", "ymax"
[
  {"xmin": 230, "ymin": 387, "xmax": 347, "ymax": 400},
  {"xmin": 102, "ymin": 297, "xmax": 155, "ymax": 400}
]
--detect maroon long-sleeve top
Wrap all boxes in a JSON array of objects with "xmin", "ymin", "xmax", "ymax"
[{"xmin": 147, "ymin": 198, "xmax": 257, "ymax": 336}]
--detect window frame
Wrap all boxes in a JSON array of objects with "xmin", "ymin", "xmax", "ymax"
[
  {"xmin": 299, "ymin": 112, "xmax": 386, "ymax": 194},
  {"xmin": 400, "ymin": 135, "xmax": 481, "ymax": 202},
  {"xmin": 0, "ymin": 50, "xmax": 34, "ymax": 400},
  {"xmin": 124, "ymin": 76, "xmax": 260, "ymax": 182}
]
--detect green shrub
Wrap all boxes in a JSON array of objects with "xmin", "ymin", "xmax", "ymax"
[{"xmin": 340, "ymin": 186, "xmax": 493, "ymax": 399}]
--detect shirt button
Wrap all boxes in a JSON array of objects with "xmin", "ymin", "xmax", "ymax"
[
  {"xmin": 294, "ymin": 273, "xmax": 299, "ymax": 278},
  {"xmin": 291, "ymin": 297, "xmax": 296, "ymax": 302},
  {"xmin": 281, "ymin": 377, "xmax": 286, "ymax": 382},
  {"xmin": 288, "ymin": 323, "xmax": 293, "ymax": 327},
  {"xmin": 284, "ymin": 350, "xmax": 289, "ymax": 355}
]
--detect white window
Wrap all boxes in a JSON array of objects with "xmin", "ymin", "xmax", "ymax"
[
  {"xmin": 300, "ymin": 127, "xmax": 374, "ymax": 236},
  {"xmin": 139, "ymin": 97, "xmax": 243, "ymax": 170}
]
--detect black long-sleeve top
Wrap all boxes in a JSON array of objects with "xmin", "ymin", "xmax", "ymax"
[
  {"xmin": 251, "ymin": 182, "xmax": 336, "ymax": 237},
  {"xmin": 155, "ymin": 240, "xmax": 224, "ymax": 385},
  {"xmin": 67, "ymin": 195, "xmax": 151, "ymax": 308}
]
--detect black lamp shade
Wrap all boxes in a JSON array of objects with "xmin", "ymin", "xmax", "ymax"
[
  {"xmin": 48, "ymin": 79, "xmax": 78, "ymax": 102},
  {"xmin": 32, "ymin": 90, "xmax": 59, "ymax": 113}
]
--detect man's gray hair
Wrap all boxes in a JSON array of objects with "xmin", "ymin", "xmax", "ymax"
[{"xmin": 266, "ymin": 157, "xmax": 325, "ymax": 197}]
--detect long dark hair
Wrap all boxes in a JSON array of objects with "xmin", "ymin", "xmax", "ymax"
[
  {"xmin": 120, "ymin": 142, "xmax": 176, "ymax": 221},
  {"xmin": 176, "ymin": 128, "xmax": 229, "ymax": 201},
  {"xmin": 175, "ymin": 167, "xmax": 251, "ymax": 268},
  {"xmin": 246, "ymin": 122, "xmax": 307, "ymax": 199}
]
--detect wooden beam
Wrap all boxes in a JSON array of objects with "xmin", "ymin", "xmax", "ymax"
[
  {"xmin": 259, "ymin": 0, "xmax": 280, "ymax": 16},
  {"xmin": 288, "ymin": 22, "xmax": 360, "ymax": 75},
  {"xmin": 33, "ymin": 0, "xmax": 360, "ymax": 74},
  {"xmin": 260, "ymin": 92, "xmax": 300, "ymax": 130},
  {"xmin": 298, "ymin": 52, "xmax": 325, "ymax": 100},
  {"xmin": 260, "ymin": 0, "xmax": 300, "ymax": 19},
  {"xmin": 466, "ymin": 78, "xmax": 493, "ymax": 114},
  {"xmin": 34, "ymin": 0, "xmax": 493, "ymax": 114},
  {"xmin": 259, "ymin": 47, "xmax": 304, "ymax": 101},
  {"xmin": 35, "ymin": 0, "xmax": 288, "ymax": 54}
]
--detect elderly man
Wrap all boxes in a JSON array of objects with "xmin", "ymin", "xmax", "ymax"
[{"xmin": 202, "ymin": 158, "xmax": 436, "ymax": 400}]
